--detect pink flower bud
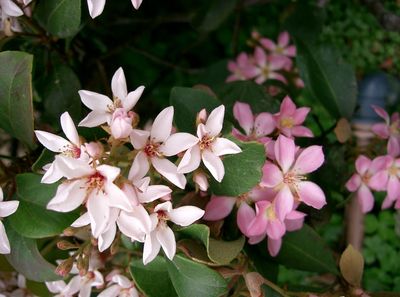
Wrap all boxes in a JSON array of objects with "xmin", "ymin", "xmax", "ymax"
[
  {"xmin": 193, "ymin": 171, "xmax": 209, "ymax": 191},
  {"xmin": 110, "ymin": 108, "xmax": 134, "ymax": 139},
  {"xmin": 84, "ymin": 142, "xmax": 103, "ymax": 159}
]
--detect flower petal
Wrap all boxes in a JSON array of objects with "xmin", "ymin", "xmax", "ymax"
[
  {"xmin": 233, "ymin": 102, "xmax": 254, "ymax": 135},
  {"xmin": 151, "ymin": 107, "xmax": 173, "ymax": 143},
  {"xmin": 266, "ymin": 219, "xmax": 285, "ymax": 240},
  {"xmin": 130, "ymin": 129, "xmax": 150, "ymax": 150},
  {"xmin": 293, "ymin": 145, "xmax": 324, "ymax": 174},
  {"xmin": 87, "ymin": 0, "xmax": 106, "ymax": 18},
  {"xmin": 274, "ymin": 135, "xmax": 295, "ymax": 173},
  {"xmin": 151, "ymin": 157, "xmax": 186, "ymax": 189},
  {"xmin": 143, "ymin": 232, "xmax": 161, "ymax": 265},
  {"xmin": 0, "ymin": 201, "xmax": 19, "ymax": 218},
  {"xmin": 261, "ymin": 163, "xmax": 283, "ymax": 188},
  {"xmin": 79, "ymin": 111, "xmax": 110, "ymax": 127},
  {"xmin": 156, "ymin": 225, "xmax": 176, "ymax": 260},
  {"xmin": 254, "ymin": 112, "xmax": 275, "ymax": 137},
  {"xmin": 78, "ymin": 90, "xmax": 112, "ymax": 112},
  {"xmin": 345, "ymin": 174, "xmax": 361, "ymax": 192},
  {"xmin": 131, "ymin": 0, "xmax": 143, "ymax": 9},
  {"xmin": 0, "ymin": 221, "xmax": 11, "ymax": 254},
  {"xmin": 111, "ymin": 67, "xmax": 128, "ymax": 101},
  {"xmin": 168, "ymin": 206, "xmax": 205, "ymax": 226},
  {"xmin": 71, "ymin": 212, "xmax": 90, "ymax": 228},
  {"xmin": 355, "ymin": 155, "xmax": 372, "ymax": 175},
  {"xmin": 98, "ymin": 221, "xmax": 116, "ymax": 252},
  {"xmin": 387, "ymin": 175, "xmax": 400, "ymax": 200},
  {"xmin": 139, "ymin": 185, "xmax": 172, "ymax": 203},
  {"xmin": 160, "ymin": 133, "xmax": 199, "ymax": 157},
  {"xmin": 128, "ymin": 151, "xmax": 150, "ymax": 181},
  {"xmin": 60, "ymin": 112, "xmax": 80, "ymax": 146},
  {"xmin": 47, "ymin": 180, "xmax": 86, "ymax": 212},
  {"xmin": 203, "ymin": 196, "xmax": 235, "ymax": 221},
  {"xmin": 212, "ymin": 137, "xmax": 241, "ymax": 157},
  {"xmin": 267, "ymin": 237, "xmax": 282, "ymax": 257},
  {"xmin": 1, "ymin": 0, "xmax": 23, "ymax": 16},
  {"xmin": 34, "ymin": 131, "xmax": 70, "ymax": 153},
  {"xmin": 202, "ymin": 150, "xmax": 225, "ymax": 182},
  {"xmin": 274, "ymin": 185, "xmax": 294, "ymax": 221},
  {"xmin": 298, "ymin": 181, "xmax": 326, "ymax": 209},
  {"xmin": 205, "ymin": 105, "xmax": 225, "ymax": 137},
  {"xmin": 97, "ymin": 164, "xmax": 120, "ymax": 182},
  {"xmin": 177, "ymin": 145, "xmax": 201, "ymax": 174},
  {"xmin": 87, "ymin": 192, "xmax": 110, "ymax": 238},
  {"xmin": 369, "ymin": 170, "xmax": 389, "ymax": 191},
  {"xmin": 237, "ymin": 203, "xmax": 255, "ymax": 235},
  {"xmin": 357, "ymin": 184, "xmax": 374, "ymax": 213},
  {"xmin": 124, "ymin": 86, "xmax": 145, "ymax": 111}
]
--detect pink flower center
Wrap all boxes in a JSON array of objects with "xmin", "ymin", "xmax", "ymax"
[
  {"xmin": 361, "ymin": 173, "xmax": 371, "ymax": 184},
  {"xmin": 390, "ymin": 121, "xmax": 400, "ymax": 136},
  {"xmin": 157, "ymin": 210, "xmax": 168, "ymax": 221},
  {"xmin": 86, "ymin": 172, "xmax": 106, "ymax": 193},
  {"xmin": 389, "ymin": 165, "xmax": 399, "ymax": 176},
  {"xmin": 280, "ymin": 117, "xmax": 294, "ymax": 129},
  {"xmin": 144, "ymin": 142, "xmax": 161, "ymax": 157},
  {"xmin": 62, "ymin": 145, "xmax": 81, "ymax": 159},
  {"xmin": 275, "ymin": 46, "xmax": 284, "ymax": 54},
  {"xmin": 282, "ymin": 171, "xmax": 306, "ymax": 196},
  {"xmin": 199, "ymin": 135, "xmax": 214, "ymax": 151}
]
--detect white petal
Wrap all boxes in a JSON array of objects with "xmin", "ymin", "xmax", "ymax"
[
  {"xmin": 35, "ymin": 131, "xmax": 70, "ymax": 153},
  {"xmin": 0, "ymin": 187, "xmax": 2, "ymax": 201},
  {"xmin": 41, "ymin": 161, "xmax": 64, "ymax": 184},
  {"xmin": 130, "ymin": 129, "xmax": 150, "ymax": 150},
  {"xmin": 111, "ymin": 67, "xmax": 128, "ymax": 101},
  {"xmin": 123, "ymin": 86, "xmax": 145, "ymax": 111},
  {"xmin": 138, "ymin": 185, "xmax": 172, "ymax": 203},
  {"xmin": 151, "ymin": 107, "xmax": 173, "ymax": 143},
  {"xmin": 98, "ymin": 221, "xmax": 116, "ymax": 252},
  {"xmin": 131, "ymin": 0, "xmax": 143, "ymax": 9},
  {"xmin": 87, "ymin": 192, "xmax": 110, "ymax": 238},
  {"xmin": 105, "ymin": 183, "xmax": 133, "ymax": 212},
  {"xmin": 151, "ymin": 157, "xmax": 186, "ymax": 189},
  {"xmin": 154, "ymin": 201, "xmax": 173, "ymax": 213},
  {"xmin": 45, "ymin": 281, "xmax": 66, "ymax": 294},
  {"xmin": 156, "ymin": 225, "xmax": 176, "ymax": 260},
  {"xmin": 87, "ymin": 0, "xmax": 106, "ymax": 18},
  {"xmin": 0, "ymin": 222, "xmax": 11, "ymax": 254},
  {"xmin": 1, "ymin": 0, "xmax": 23, "ymax": 16},
  {"xmin": 202, "ymin": 150, "xmax": 225, "ymax": 182},
  {"xmin": 168, "ymin": 206, "xmax": 204, "ymax": 226},
  {"xmin": 112, "ymin": 275, "xmax": 132, "ymax": 288},
  {"xmin": 63, "ymin": 275, "xmax": 81, "ymax": 296},
  {"xmin": 97, "ymin": 285, "xmax": 120, "ymax": 297},
  {"xmin": 60, "ymin": 112, "xmax": 80, "ymax": 146},
  {"xmin": 117, "ymin": 208, "xmax": 149, "ymax": 242},
  {"xmin": 47, "ymin": 180, "xmax": 86, "ymax": 212},
  {"xmin": 143, "ymin": 232, "xmax": 161, "ymax": 265},
  {"xmin": 160, "ymin": 133, "xmax": 199, "ymax": 157},
  {"xmin": 79, "ymin": 283, "xmax": 92, "ymax": 297},
  {"xmin": 0, "ymin": 201, "xmax": 19, "ymax": 218},
  {"xmin": 71, "ymin": 212, "xmax": 90, "ymax": 227},
  {"xmin": 212, "ymin": 137, "xmax": 241, "ymax": 156},
  {"xmin": 128, "ymin": 151, "xmax": 150, "ymax": 181},
  {"xmin": 177, "ymin": 145, "xmax": 201, "ymax": 174},
  {"xmin": 205, "ymin": 105, "xmax": 225, "ymax": 137},
  {"xmin": 97, "ymin": 165, "xmax": 120, "ymax": 183},
  {"xmin": 56, "ymin": 156, "xmax": 94, "ymax": 179},
  {"xmin": 79, "ymin": 111, "xmax": 110, "ymax": 127},
  {"xmin": 78, "ymin": 90, "xmax": 112, "ymax": 112}
]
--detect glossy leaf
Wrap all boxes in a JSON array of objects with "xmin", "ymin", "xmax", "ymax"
[
  {"xmin": 339, "ymin": 244, "xmax": 364, "ymax": 287},
  {"xmin": 210, "ymin": 140, "xmax": 265, "ymax": 196},
  {"xmin": 130, "ymin": 256, "xmax": 177, "ymax": 297},
  {"xmin": 35, "ymin": 0, "xmax": 81, "ymax": 38},
  {"xmin": 4, "ymin": 222, "xmax": 60, "ymax": 282},
  {"xmin": 296, "ymin": 41, "xmax": 357, "ymax": 119},
  {"xmin": 0, "ymin": 51, "xmax": 34, "ymax": 149},
  {"xmin": 178, "ymin": 224, "xmax": 245, "ymax": 265},
  {"xmin": 166, "ymin": 255, "xmax": 227, "ymax": 297}
]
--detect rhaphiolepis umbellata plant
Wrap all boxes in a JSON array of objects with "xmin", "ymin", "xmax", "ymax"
[{"xmin": 0, "ymin": 0, "xmax": 399, "ymax": 296}]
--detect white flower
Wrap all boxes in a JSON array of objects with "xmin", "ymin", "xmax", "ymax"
[
  {"xmin": 177, "ymin": 105, "xmax": 242, "ymax": 182},
  {"xmin": 98, "ymin": 274, "xmax": 139, "ymax": 297},
  {"xmin": 0, "ymin": 187, "xmax": 19, "ymax": 254},
  {"xmin": 87, "ymin": 0, "xmax": 143, "ymax": 18},
  {"xmin": 143, "ymin": 201, "xmax": 204, "ymax": 264},
  {"xmin": 129, "ymin": 106, "xmax": 198, "ymax": 189},
  {"xmin": 79, "ymin": 68, "xmax": 144, "ymax": 128}
]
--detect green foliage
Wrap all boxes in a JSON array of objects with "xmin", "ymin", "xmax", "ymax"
[{"xmin": 0, "ymin": 51, "xmax": 35, "ymax": 149}]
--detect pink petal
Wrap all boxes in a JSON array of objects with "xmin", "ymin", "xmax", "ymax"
[
  {"xmin": 168, "ymin": 206, "xmax": 205, "ymax": 226},
  {"xmin": 278, "ymin": 31, "xmax": 290, "ymax": 47},
  {"xmin": 151, "ymin": 157, "xmax": 186, "ymax": 189},
  {"xmin": 345, "ymin": 174, "xmax": 361, "ymax": 192},
  {"xmin": 369, "ymin": 155, "xmax": 391, "ymax": 174},
  {"xmin": 71, "ymin": 212, "xmax": 90, "ymax": 228},
  {"xmin": 124, "ymin": 86, "xmax": 145, "ymax": 111},
  {"xmin": 98, "ymin": 221, "xmax": 116, "ymax": 252},
  {"xmin": 233, "ymin": 102, "xmax": 254, "ymax": 135},
  {"xmin": 371, "ymin": 123, "xmax": 390, "ymax": 139},
  {"xmin": 97, "ymin": 164, "xmax": 120, "ymax": 182},
  {"xmin": 254, "ymin": 112, "xmax": 275, "ymax": 137},
  {"xmin": 355, "ymin": 155, "xmax": 372, "ymax": 175},
  {"xmin": 372, "ymin": 105, "xmax": 390, "ymax": 123},
  {"xmin": 130, "ymin": 129, "xmax": 150, "ymax": 150},
  {"xmin": 268, "ymin": 56, "xmax": 288, "ymax": 71},
  {"xmin": 285, "ymin": 210, "xmax": 305, "ymax": 231},
  {"xmin": 203, "ymin": 196, "xmax": 235, "ymax": 221},
  {"xmin": 111, "ymin": 67, "xmax": 128, "ymax": 101},
  {"xmin": 291, "ymin": 126, "xmax": 314, "ymax": 138},
  {"xmin": 205, "ymin": 105, "xmax": 225, "ymax": 137},
  {"xmin": 151, "ymin": 107, "xmax": 173, "ymax": 143},
  {"xmin": 259, "ymin": 38, "xmax": 276, "ymax": 51},
  {"xmin": 254, "ymin": 47, "xmax": 267, "ymax": 66},
  {"xmin": 369, "ymin": 170, "xmax": 389, "ymax": 191},
  {"xmin": 87, "ymin": 0, "xmax": 106, "ymax": 18},
  {"xmin": 261, "ymin": 163, "xmax": 283, "ymax": 188},
  {"xmin": 131, "ymin": 0, "xmax": 143, "ymax": 9},
  {"xmin": 357, "ymin": 184, "xmax": 374, "ymax": 213},
  {"xmin": 298, "ymin": 181, "xmax": 326, "ymax": 209},
  {"xmin": 87, "ymin": 191, "xmax": 110, "ymax": 238},
  {"xmin": 266, "ymin": 219, "xmax": 285, "ymax": 240},
  {"xmin": 293, "ymin": 145, "xmax": 324, "ymax": 174},
  {"xmin": 202, "ymin": 150, "xmax": 225, "ymax": 182},
  {"xmin": 156, "ymin": 225, "xmax": 176, "ymax": 260},
  {"xmin": 143, "ymin": 232, "xmax": 161, "ymax": 265},
  {"xmin": 285, "ymin": 45, "xmax": 296, "ymax": 57},
  {"xmin": 212, "ymin": 137, "xmax": 241, "ymax": 156},
  {"xmin": 246, "ymin": 215, "xmax": 267, "ymax": 237},
  {"xmin": 267, "ymin": 237, "xmax": 282, "ymax": 257},
  {"xmin": 177, "ymin": 145, "xmax": 201, "ymax": 174},
  {"xmin": 387, "ymin": 175, "xmax": 400, "ymax": 200},
  {"xmin": 293, "ymin": 107, "xmax": 310, "ymax": 125},
  {"xmin": 128, "ymin": 151, "xmax": 150, "ymax": 181},
  {"xmin": 237, "ymin": 203, "xmax": 255, "ymax": 235},
  {"xmin": 279, "ymin": 96, "xmax": 296, "ymax": 116},
  {"xmin": 160, "ymin": 133, "xmax": 199, "ymax": 157},
  {"xmin": 388, "ymin": 136, "xmax": 400, "ymax": 157},
  {"xmin": 274, "ymin": 185, "xmax": 294, "ymax": 221},
  {"xmin": 274, "ymin": 135, "xmax": 295, "ymax": 173}
]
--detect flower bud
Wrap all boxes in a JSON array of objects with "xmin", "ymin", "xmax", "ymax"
[
  {"xmin": 85, "ymin": 142, "xmax": 103, "ymax": 159},
  {"xmin": 57, "ymin": 240, "xmax": 79, "ymax": 250},
  {"xmin": 55, "ymin": 257, "xmax": 74, "ymax": 277},
  {"xmin": 196, "ymin": 109, "xmax": 207, "ymax": 125},
  {"xmin": 110, "ymin": 108, "xmax": 134, "ymax": 139},
  {"xmin": 77, "ymin": 254, "xmax": 89, "ymax": 276},
  {"xmin": 193, "ymin": 171, "xmax": 209, "ymax": 192}
]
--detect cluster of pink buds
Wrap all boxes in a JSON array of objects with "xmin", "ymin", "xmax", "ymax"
[
  {"xmin": 226, "ymin": 31, "xmax": 304, "ymax": 92},
  {"xmin": 34, "ymin": 67, "xmax": 242, "ymax": 271},
  {"xmin": 204, "ymin": 96, "xmax": 326, "ymax": 256},
  {"xmin": 346, "ymin": 106, "xmax": 400, "ymax": 211}
]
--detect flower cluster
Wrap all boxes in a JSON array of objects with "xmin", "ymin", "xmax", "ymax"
[
  {"xmin": 0, "ymin": 0, "xmax": 31, "ymax": 34},
  {"xmin": 204, "ymin": 96, "xmax": 326, "ymax": 256},
  {"xmin": 346, "ymin": 106, "xmax": 400, "ymax": 212},
  {"xmin": 226, "ymin": 31, "xmax": 304, "ymax": 92},
  {"xmin": 34, "ymin": 67, "xmax": 241, "ymax": 268}
]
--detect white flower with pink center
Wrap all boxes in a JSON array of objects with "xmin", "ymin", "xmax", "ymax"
[
  {"xmin": 261, "ymin": 135, "xmax": 326, "ymax": 220},
  {"xmin": 143, "ymin": 201, "xmax": 204, "ymax": 264},
  {"xmin": 0, "ymin": 187, "xmax": 19, "ymax": 254},
  {"xmin": 177, "ymin": 105, "xmax": 242, "ymax": 182},
  {"xmin": 129, "ymin": 106, "xmax": 199, "ymax": 189},
  {"xmin": 78, "ymin": 67, "xmax": 144, "ymax": 129}
]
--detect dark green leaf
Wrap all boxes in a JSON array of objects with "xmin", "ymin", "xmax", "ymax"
[
  {"xmin": 166, "ymin": 255, "xmax": 227, "ymax": 297},
  {"xmin": 193, "ymin": 0, "xmax": 237, "ymax": 32},
  {"xmin": 274, "ymin": 225, "xmax": 339, "ymax": 275},
  {"xmin": 130, "ymin": 256, "xmax": 177, "ymax": 297},
  {"xmin": 32, "ymin": 149, "xmax": 55, "ymax": 173},
  {"xmin": 296, "ymin": 41, "xmax": 357, "ymax": 119},
  {"xmin": 170, "ymin": 87, "xmax": 221, "ymax": 134},
  {"xmin": 210, "ymin": 140, "xmax": 265, "ymax": 196},
  {"xmin": 0, "ymin": 51, "xmax": 35, "ymax": 149},
  {"xmin": 178, "ymin": 224, "xmax": 245, "ymax": 265},
  {"xmin": 4, "ymin": 222, "xmax": 60, "ymax": 282},
  {"xmin": 35, "ymin": 0, "xmax": 81, "ymax": 38},
  {"xmin": 261, "ymin": 284, "xmax": 284, "ymax": 297}
]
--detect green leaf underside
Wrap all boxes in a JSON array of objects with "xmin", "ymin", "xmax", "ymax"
[
  {"xmin": 166, "ymin": 255, "xmax": 227, "ymax": 297},
  {"xmin": 0, "ymin": 51, "xmax": 35, "ymax": 149}
]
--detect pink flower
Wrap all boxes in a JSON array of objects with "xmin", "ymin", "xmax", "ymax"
[
  {"xmin": 110, "ymin": 108, "xmax": 135, "ymax": 139},
  {"xmin": 232, "ymin": 101, "xmax": 275, "ymax": 143},
  {"xmin": 143, "ymin": 201, "xmax": 204, "ymax": 264},
  {"xmin": 371, "ymin": 106, "xmax": 400, "ymax": 157},
  {"xmin": 345, "ymin": 155, "xmax": 388, "ymax": 213},
  {"xmin": 0, "ymin": 187, "xmax": 19, "ymax": 254},
  {"xmin": 129, "ymin": 106, "xmax": 198, "ymax": 189},
  {"xmin": 177, "ymin": 105, "xmax": 242, "ymax": 182},
  {"xmin": 274, "ymin": 96, "xmax": 313, "ymax": 138},
  {"xmin": 260, "ymin": 31, "xmax": 296, "ymax": 58},
  {"xmin": 261, "ymin": 135, "xmax": 326, "ymax": 219},
  {"xmin": 226, "ymin": 52, "xmax": 254, "ymax": 82},
  {"xmin": 248, "ymin": 47, "xmax": 288, "ymax": 85}
]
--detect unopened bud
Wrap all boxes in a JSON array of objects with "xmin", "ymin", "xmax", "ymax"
[
  {"xmin": 251, "ymin": 30, "xmax": 261, "ymax": 40},
  {"xmin": 55, "ymin": 257, "xmax": 74, "ymax": 277},
  {"xmin": 77, "ymin": 254, "xmax": 89, "ymax": 276},
  {"xmin": 63, "ymin": 227, "xmax": 78, "ymax": 236},
  {"xmin": 193, "ymin": 171, "xmax": 209, "ymax": 192},
  {"xmin": 57, "ymin": 240, "xmax": 78, "ymax": 250},
  {"xmin": 82, "ymin": 243, "xmax": 92, "ymax": 256},
  {"xmin": 196, "ymin": 109, "xmax": 207, "ymax": 125},
  {"xmin": 85, "ymin": 142, "xmax": 104, "ymax": 159}
]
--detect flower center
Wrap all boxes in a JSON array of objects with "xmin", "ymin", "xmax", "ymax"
[
  {"xmin": 389, "ymin": 165, "xmax": 399, "ymax": 176},
  {"xmin": 144, "ymin": 142, "xmax": 161, "ymax": 157},
  {"xmin": 107, "ymin": 98, "xmax": 123, "ymax": 113},
  {"xmin": 265, "ymin": 206, "xmax": 276, "ymax": 220},
  {"xmin": 282, "ymin": 171, "xmax": 306, "ymax": 194},
  {"xmin": 86, "ymin": 172, "xmax": 106, "ymax": 194},
  {"xmin": 361, "ymin": 173, "xmax": 371, "ymax": 184},
  {"xmin": 275, "ymin": 46, "xmax": 284, "ymax": 54},
  {"xmin": 261, "ymin": 66, "xmax": 270, "ymax": 77},
  {"xmin": 199, "ymin": 135, "xmax": 214, "ymax": 151},
  {"xmin": 62, "ymin": 145, "xmax": 81, "ymax": 159},
  {"xmin": 390, "ymin": 121, "xmax": 400, "ymax": 136},
  {"xmin": 280, "ymin": 117, "xmax": 294, "ymax": 129}
]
